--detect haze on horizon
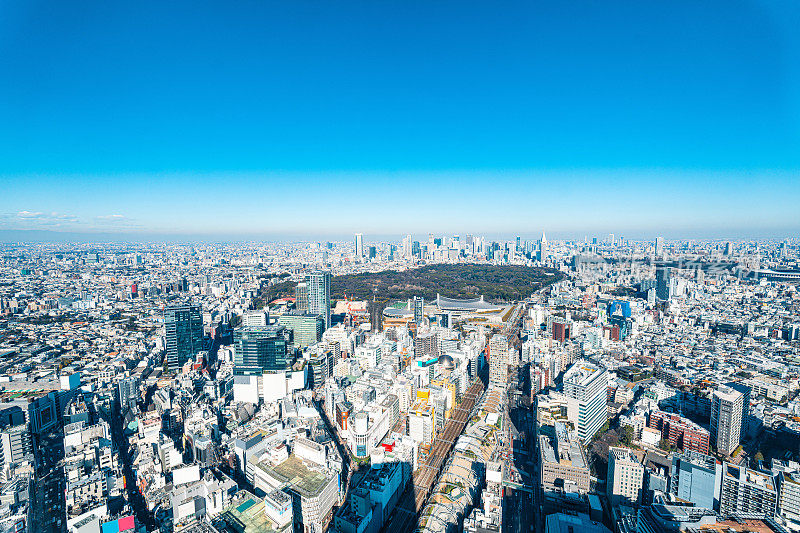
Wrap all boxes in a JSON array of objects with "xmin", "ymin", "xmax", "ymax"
[{"xmin": 2, "ymin": 1, "xmax": 799, "ymax": 239}]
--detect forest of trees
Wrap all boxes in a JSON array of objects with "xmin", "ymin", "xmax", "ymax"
[{"xmin": 254, "ymin": 264, "xmax": 565, "ymax": 307}]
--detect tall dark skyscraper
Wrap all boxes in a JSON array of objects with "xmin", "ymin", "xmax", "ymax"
[
  {"xmin": 165, "ymin": 304, "xmax": 204, "ymax": 370},
  {"xmin": 656, "ymin": 267, "xmax": 671, "ymax": 301},
  {"xmin": 234, "ymin": 325, "xmax": 288, "ymax": 375}
]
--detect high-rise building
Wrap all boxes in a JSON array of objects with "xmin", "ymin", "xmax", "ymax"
[
  {"xmin": 725, "ymin": 381, "xmax": 751, "ymax": 442},
  {"xmin": 710, "ymin": 385, "xmax": 743, "ymax": 456},
  {"xmin": 655, "ymin": 236, "xmax": 664, "ymax": 257},
  {"xmin": 670, "ymin": 451, "xmax": 720, "ymax": 510},
  {"xmin": 295, "ymin": 282, "xmax": 309, "ymax": 313},
  {"xmin": 724, "ymin": 241, "xmax": 734, "ymax": 257},
  {"xmin": 233, "ymin": 325, "xmax": 288, "ymax": 376},
  {"xmin": 538, "ymin": 231, "xmax": 548, "ymax": 263},
  {"xmin": 413, "ymin": 296, "xmax": 424, "ymax": 325},
  {"xmin": 607, "ymin": 447, "xmax": 644, "ymax": 506},
  {"xmin": 355, "ymin": 233, "xmax": 364, "ymax": 259},
  {"xmin": 277, "ymin": 312, "xmax": 324, "ymax": 348},
  {"xmin": 489, "ymin": 334, "xmax": 510, "ymax": 387},
  {"xmin": 164, "ymin": 304, "xmax": 204, "ymax": 371},
  {"xmin": 403, "ymin": 234, "xmax": 412, "ymax": 260},
  {"xmin": 562, "ymin": 359, "xmax": 608, "ymax": 442},
  {"xmin": 656, "ymin": 267, "xmax": 671, "ymax": 301},
  {"xmin": 306, "ymin": 270, "xmax": 331, "ymax": 330}
]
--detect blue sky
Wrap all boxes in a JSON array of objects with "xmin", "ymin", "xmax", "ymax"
[{"xmin": 1, "ymin": 1, "xmax": 799, "ymax": 238}]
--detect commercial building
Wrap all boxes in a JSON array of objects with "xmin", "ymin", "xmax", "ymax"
[
  {"xmin": 306, "ymin": 271, "xmax": 331, "ymax": 330},
  {"xmin": 562, "ymin": 360, "xmax": 608, "ymax": 442},
  {"xmin": 669, "ymin": 451, "xmax": 719, "ymax": 510},
  {"xmin": 233, "ymin": 325, "xmax": 289, "ymax": 376},
  {"xmin": 165, "ymin": 304, "xmax": 204, "ymax": 370},
  {"xmin": 607, "ymin": 447, "xmax": 644, "ymax": 507},
  {"xmin": 277, "ymin": 313, "xmax": 324, "ymax": 348},
  {"xmin": 655, "ymin": 267, "xmax": 671, "ymax": 302},
  {"xmin": 539, "ymin": 422, "xmax": 590, "ymax": 495},
  {"xmin": 545, "ymin": 513, "xmax": 612, "ymax": 533}
]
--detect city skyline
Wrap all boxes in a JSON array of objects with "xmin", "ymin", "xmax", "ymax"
[{"xmin": 3, "ymin": 2, "xmax": 800, "ymax": 238}]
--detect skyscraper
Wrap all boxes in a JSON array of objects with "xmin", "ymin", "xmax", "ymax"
[
  {"xmin": 656, "ymin": 267, "xmax": 671, "ymax": 301},
  {"xmin": 655, "ymin": 236, "xmax": 664, "ymax": 257},
  {"xmin": 355, "ymin": 233, "xmax": 364, "ymax": 259},
  {"xmin": 307, "ymin": 270, "xmax": 331, "ymax": 330},
  {"xmin": 164, "ymin": 304, "xmax": 204, "ymax": 371},
  {"xmin": 711, "ymin": 385, "xmax": 743, "ymax": 456},
  {"xmin": 489, "ymin": 334, "xmax": 510, "ymax": 387},
  {"xmin": 538, "ymin": 231, "xmax": 548, "ymax": 263},
  {"xmin": 233, "ymin": 325, "xmax": 288, "ymax": 376},
  {"xmin": 403, "ymin": 234, "xmax": 412, "ymax": 260},
  {"xmin": 295, "ymin": 281, "xmax": 309, "ymax": 313}
]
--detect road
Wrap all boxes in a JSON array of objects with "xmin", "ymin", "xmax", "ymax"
[{"xmin": 110, "ymin": 404, "xmax": 156, "ymax": 531}]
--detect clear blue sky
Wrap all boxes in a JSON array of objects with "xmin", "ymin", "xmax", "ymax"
[{"xmin": 1, "ymin": 1, "xmax": 799, "ymax": 238}]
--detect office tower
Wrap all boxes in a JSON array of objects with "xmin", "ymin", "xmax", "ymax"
[
  {"xmin": 609, "ymin": 233, "xmax": 615, "ymax": 246},
  {"xmin": 277, "ymin": 313, "xmax": 324, "ymax": 348},
  {"xmin": 563, "ymin": 359, "xmax": 608, "ymax": 442},
  {"xmin": 724, "ymin": 241, "xmax": 733, "ymax": 257},
  {"xmin": 412, "ymin": 241, "xmax": 420, "ymax": 258},
  {"xmin": 368, "ymin": 246, "xmax": 377, "ymax": 259},
  {"xmin": 719, "ymin": 462, "xmax": 778, "ymax": 517},
  {"xmin": 607, "ymin": 447, "xmax": 644, "ymax": 506},
  {"xmin": 710, "ymin": 385, "xmax": 743, "ymax": 456},
  {"xmin": 355, "ymin": 233, "xmax": 364, "ymax": 258},
  {"xmin": 307, "ymin": 270, "xmax": 331, "ymax": 330},
  {"xmin": 489, "ymin": 334, "xmax": 510, "ymax": 387},
  {"xmin": 242, "ymin": 309, "xmax": 269, "ymax": 327},
  {"xmin": 233, "ymin": 325, "xmax": 288, "ymax": 375},
  {"xmin": 515, "ymin": 235, "xmax": 521, "ymax": 251},
  {"xmin": 403, "ymin": 234, "xmax": 412, "ymax": 259},
  {"xmin": 655, "ymin": 236, "xmax": 664, "ymax": 257},
  {"xmin": 295, "ymin": 282, "xmax": 309, "ymax": 313},
  {"xmin": 413, "ymin": 296, "xmax": 424, "ymax": 325},
  {"xmin": 538, "ymin": 231, "xmax": 548, "ymax": 262},
  {"xmin": 670, "ymin": 451, "xmax": 719, "ymax": 510},
  {"xmin": 656, "ymin": 267, "xmax": 671, "ymax": 301},
  {"xmin": 164, "ymin": 304, "xmax": 204, "ymax": 371}
]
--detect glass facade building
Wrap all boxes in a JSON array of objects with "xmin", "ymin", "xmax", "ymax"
[
  {"xmin": 233, "ymin": 325, "xmax": 288, "ymax": 376},
  {"xmin": 165, "ymin": 304, "xmax": 204, "ymax": 371}
]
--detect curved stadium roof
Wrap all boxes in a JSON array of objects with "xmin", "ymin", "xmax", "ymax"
[{"xmin": 435, "ymin": 294, "xmax": 501, "ymax": 312}]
